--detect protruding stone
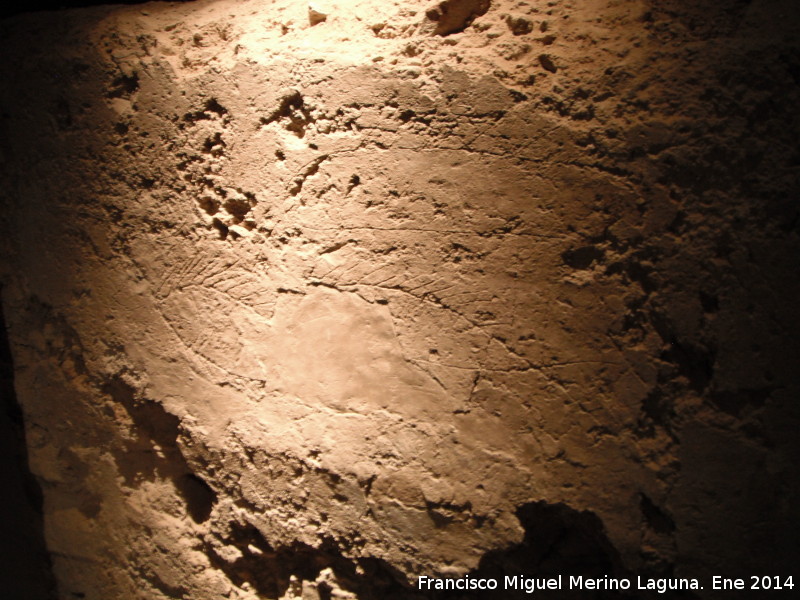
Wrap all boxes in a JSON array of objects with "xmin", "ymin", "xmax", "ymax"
[
  {"xmin": 506, "ymin": 15, "xmax": 533, "ymax": 36},
  {"xmin": 426, "ymin": 0, "xmax": 491, "ymax": 36},
  {"xmin": 309, "ymin": 4, "xmax": 328, "ymax": 27}
]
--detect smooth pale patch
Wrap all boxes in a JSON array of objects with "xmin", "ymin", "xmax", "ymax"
[{"xmin": 265, "ymin": 286, "xmax": 451, "ymax": 418}]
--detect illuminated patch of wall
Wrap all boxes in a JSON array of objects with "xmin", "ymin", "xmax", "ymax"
[{"xmin": 1, "ymin": 1, "xmax": 798, "ymax": 598}]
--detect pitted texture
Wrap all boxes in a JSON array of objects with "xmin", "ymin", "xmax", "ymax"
[{"xmin": 1, "ymin": 1, "xmax": 798, "ymax": 598}]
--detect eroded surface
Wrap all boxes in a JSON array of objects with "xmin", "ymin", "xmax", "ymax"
[{"xmin": 1, "ymin": 1, "xmax": 799, "ymax": 598}]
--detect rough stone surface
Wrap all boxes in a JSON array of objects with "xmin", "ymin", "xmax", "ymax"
[{"xmin": 0, "ymin": 0, "xmax": 799, "ymax": 598}]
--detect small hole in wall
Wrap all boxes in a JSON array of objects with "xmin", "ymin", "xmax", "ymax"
[
  {"xmin": 199, "ymin": 197, "xmax": 220, "ymax": 216},
  {"xmin": 223, "ymin": 198, "xmax": 251, "ymax": 222},
  {"xmin": 174, "ymin": 473, "xmax": 216, "ymax": 523},
  {"xmin": 204, "ymin": 98, "xmax": 227, "ymax": 117},
  {"xmin": 640, "ymin": 493, "xmax": 675, "ymax": 535},
  {"xmin": 212, "ymin": 218, "xmax": 229, "ymax": 240}
]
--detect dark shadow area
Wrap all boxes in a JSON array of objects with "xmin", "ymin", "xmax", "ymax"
[
  {"xmin": 468, "ymin": 502, "xmax": 631, "ymax": 599},
  {"xmin": 0, "ymin": 289, "xmax": 57, "ymax": 599},
  {"xmin": 174, "ymin": 473, "xmax": 216, "ymax": 524},
  {"xmin": 103, "ymin": 376, "xmax": 217, "ymax": 524},
  {"xmin": 1, "ymin": 0, "xmax": 197, "ymax": 20},
  {"xmin": 208, "ymin": 502, "xmax": 699, "ymax": 600},
  {"xmin": 206, "ymin": 521, "xmax": 416, "ymax": 600}
]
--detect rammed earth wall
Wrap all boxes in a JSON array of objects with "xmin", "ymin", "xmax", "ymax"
[{"xmin": 1, "ymin": 1, "xmax": 798, "ymax": 598}]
